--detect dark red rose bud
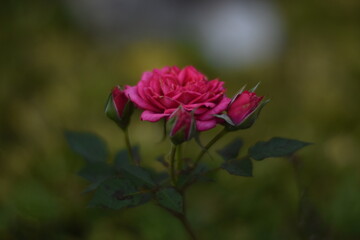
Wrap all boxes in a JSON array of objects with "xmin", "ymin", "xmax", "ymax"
[
  {"xmin": 228, "ymin": 91, "xmax": 264, "ymax": 125},
  {"xmin": 168, "ymin": 106, "xmax": 195, "ymax": 145},
  {"xmin": 215, "ymin": 85, "xmax": 269, "ymax": 131},
  {"xmin": 105, "ymin": 86, "xmax": 134, "ymax": 129}
]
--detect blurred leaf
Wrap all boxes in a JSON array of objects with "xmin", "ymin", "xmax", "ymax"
[
  {"xmin": 221, "ymin": 157, "xmax": 253, "ymax": 177},
  {"xmin": 156, "ymin": 155, "xmax": 169, "ymax": 168},
  {"xmin": 115, "ymin": 150, "xmax": 156, "ymax": 188},
  {"xmin": 11, "ymin": 180, "xmax": 62, "ymax": 221},
  {"xmin": 114, "ymin": 149, "xmax": 130, "ymax": 170},
  {"xmin": 89, "ymin": 178, "xmax": 149, "ymax": 209},
  {"xmin": 217, "ymin": 138, "xmax": 243, "ymax": 161},
  {"xmin": 177, "ymin": 164, "xmax": 209, "ymax": 189},
  {"xmin": 65, "ymin": 131, "xmax": 108, "ymax": 163},
  {"xmin": 114, "ymin": 146, "xmax": 141, "ymax": 168},
  {"xmin": 249, "ymin": 137, "xmax": 311, "ymax": 161},
  {"xmin": 155, "ymin": 187, "xmax": 183, "ymax": 214},
  {"xmin": 78, "ymin": 162, "xmax": 115, "ymax": 193}
]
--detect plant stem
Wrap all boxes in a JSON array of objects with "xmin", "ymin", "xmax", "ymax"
[
  {"xmin": 159, "ymin": 206, "xmax": 197, "ymax": 240},
  {"xmin": 177, "ymin": 144, "xmax": 183, "ymax": 172},
  {"xmin": 170, "ymin": 144, "xmax": 177, "ymax": 186},
  {"xmin": 178, "ymin": 214, "xmax": 197, "ymax": 240},
  {"xmin": 124, "ymin": 127, "xmax": 136, "ymax": 165},
  {"xmin": 193, "ymin": 127, "xmax": 228, "ymax": 169}
]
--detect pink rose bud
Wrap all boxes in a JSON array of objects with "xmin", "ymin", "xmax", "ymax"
[
  {"xmin": 168, "ymin": 106, "xmax": 195, "ymax": 145},
  {"xmin": 228, "ymin": 91, "xmax": 264, "ymax": 125},
  {"xmin": 105, "ymin": 86, "xmax": 134, "ymax": 129},
  {"xmin": 216, "ymin": 85, "xmax": 269, "ymax": 130}
]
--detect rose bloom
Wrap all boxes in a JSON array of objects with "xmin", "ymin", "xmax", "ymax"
[{"xmin": 125, "ymin": 66, "xmax": 231, "ymax": 131}]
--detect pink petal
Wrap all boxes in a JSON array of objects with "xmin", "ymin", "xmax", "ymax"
[
  {"xmin": 141, "ymin": 110, "xmax": 170, "ymax": 122},
  {"xmin": 196, "ymin": 119, "xmax": 217, "ymax": 131},
  {"xmin": 125, "ymin": 86, "xmax": 158, "ymax": 112},
  {"xmin": 198, "ymin": 96, "xmax": 231, "ymax": 121}
]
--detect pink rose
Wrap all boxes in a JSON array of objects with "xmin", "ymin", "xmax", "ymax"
[
  {"xmin": 125, "ymin": 66, "xmax": 231, "ymax": 131},
  {"xmin": 227, "ymin": 90, "xmax": 264, "ymax": 125}
]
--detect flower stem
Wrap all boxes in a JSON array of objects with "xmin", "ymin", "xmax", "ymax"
[
  {"xmin": 178, "ymin": 214, "xmax": 197, "ymax": 240},
  {"xmin": 177, "ymin": 144, "xmax": 183, "ymax": 172},
  {"xmin": 193, "ymin": 127, "xmax": 228, "ymax": 169},
  {"xmin": 124, "ymin": 127, "xmax": 136, "ymax": 165},
  {"xmin": 159, "ymin": 199, "xmax": 197, "ymax": 240},
  {"xmin": 170, "ymin": 144, "xmax": 177, "ymax": 186}
]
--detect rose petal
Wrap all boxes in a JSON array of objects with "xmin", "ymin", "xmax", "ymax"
[
  {"xmin": 196, "ymin": 119, "xmax": 217, "ymax": 131},
  {"xmin": 140, "ymin": 110, "xmax": 170, "ymax": 122},
  {"xmin": 125, "ymin": 86, "xmax": 158, "ymax": 112},
  {"xmin": 198, "ymin": 96, "xmax": 231, "ymax": 121}
]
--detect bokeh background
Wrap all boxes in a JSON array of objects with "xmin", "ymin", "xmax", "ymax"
[{"xmin": 1, "ymin": 0, "xmax": 360, "ymax": 239}]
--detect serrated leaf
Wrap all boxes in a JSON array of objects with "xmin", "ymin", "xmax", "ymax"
[
  {"xmin": 78, "ymin": 162, "xmax": 115, "ymax": 193},
  {"xmin": 156, "ymin": 187, "xmax": 183, "ymax": 214},
  {"xmin": 176, "ymin": 164, "xmax": 208, "ymax": 189},
  {"xmin": 114, "ymin": 147, "xmax": 141, "ymax": 168},
  {"xmin": 115, "ymin": 151, "xmax": 156, "ymax": 188},
  {"xmin": 78, "ymin": 163, "xmax": 114, "ymax": 182},
  {"xmin": 122, "ymin": 165, "xmax": 156, "ymax": 188},
  {"xmin": 65, "ymin": 131, "xmax": 108, "ymax": 163},
  {"xmin": 217, "ymin": 138, "xmax": 243, "ymax": 161},
  {"xmin": 114, "ymin": 150, "xmax": 130, "ymax": 170},
  {"xmin": 221, "ymin": 157, "xmax": 253, "ymax": 177},
  {"xmin": 89, "ymin": 178, "xmax": 148, "ymax": 209},
  {"xmin": 249, "ymin": 137, "xmax": 312, "ymax": 160}
]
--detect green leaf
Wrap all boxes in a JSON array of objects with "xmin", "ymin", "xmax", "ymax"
[
  {"xmin": 176, "ymin": 164, "xmax": 209, "ymax": 189},
  {"xmin": 114, "ymin": 147, "xmax": 141, "ymax": 167},
  {"xmin": 89, "ymin": 178, "xmax": 149, "ymax": 209},
  {"xmin": 78, "ymin": 163, "xmax": 114, "ymax": 182},
  {"xmin": 249, "ymin": 137, "xmax": 312, "ymax": 160},
  {"xmin": 217, "ymin": 138, "xmax": 243, "ymax": 161},
  {"xmin": 65, "ymin": 131, "xmax": 108, "ymax": 163},
  {"xmin": 221, "ymin": 157, "xmax": 253, "ymax": 177},
  {"xmin": 156, "ymin": 187, "xmax": 183, "ymax": 214},
  {"xmin": 115, "ymin": 150, "xmax": 156, "ymax": 188},
  {"xmin": 78, "ymin": 162, "xmax": 115, "ymax": 193}
]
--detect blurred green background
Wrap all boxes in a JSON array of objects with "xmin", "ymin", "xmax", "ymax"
[{"xmin": 1, "ymin": 0, "xmax": 360, "ymax": 239}]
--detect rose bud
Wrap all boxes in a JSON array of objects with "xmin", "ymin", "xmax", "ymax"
[
  {"xmin": 167, "ymin": 106, "xmax": 196, "ymax": 145},
  {"xmin": 105, "ymin": 86, "xmax": 134, "ymax": 130},
  {"xmin": 216, "ymin": 84, "xmax": 269, "ymax": 130}
]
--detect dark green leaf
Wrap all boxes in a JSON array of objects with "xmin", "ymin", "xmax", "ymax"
[
  {"xmin": 115, "ymin": 151, "xmax": 156, "ymax": 188},
  {"xmin": 78, "ymin": 162, "xmax": 115, "ymax": 193},
  {"xmin": 249, "ymin": 137, "xmax": 312, "ymax": 160},
  {"xmin": 114, "ymin": 147, "xmax": 141, "ymax": 167},
  {"xmin": 78, "ymin": 163, "xmax": 114, "ymax": 182},
  {"xmin": 217, "ymin": 138, "xmax": 243, "ymax": 161},
  {"xmin": 176, "ymin": 164, "xmax": 208, "ymax": 189},
  {"xmin": 156, "ymin": 187, "xmax": 183, "ymax": 214},
  {"xmin": 89, "ymin": 178, "xmax": 148, "ymax": 209},
  {"xmin": 65, "ymin": 131, "xmax": 108, "ymax": 163},
  {"xmin": 114, "ymin": 150, "xmax": 130, "ymax": 170},
  {"xmin": 221, "ymin": 157, "xmax": 253, "ymax": 177},
  {"xmin": 121, "ymin": 165, "xmax": 156, "ymax": 188}
]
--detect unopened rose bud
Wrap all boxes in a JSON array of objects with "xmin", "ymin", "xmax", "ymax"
[
  {"xmin": 105, "ymin": 86, "xmax": 134, "ymax": 130},
  {"xmin": 216, "ymin": 85, "xmax": 269, "ymax": 131},
  {"xmin": 168, "ymin": 106, "xmax": 195, "ymax": 145}
]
